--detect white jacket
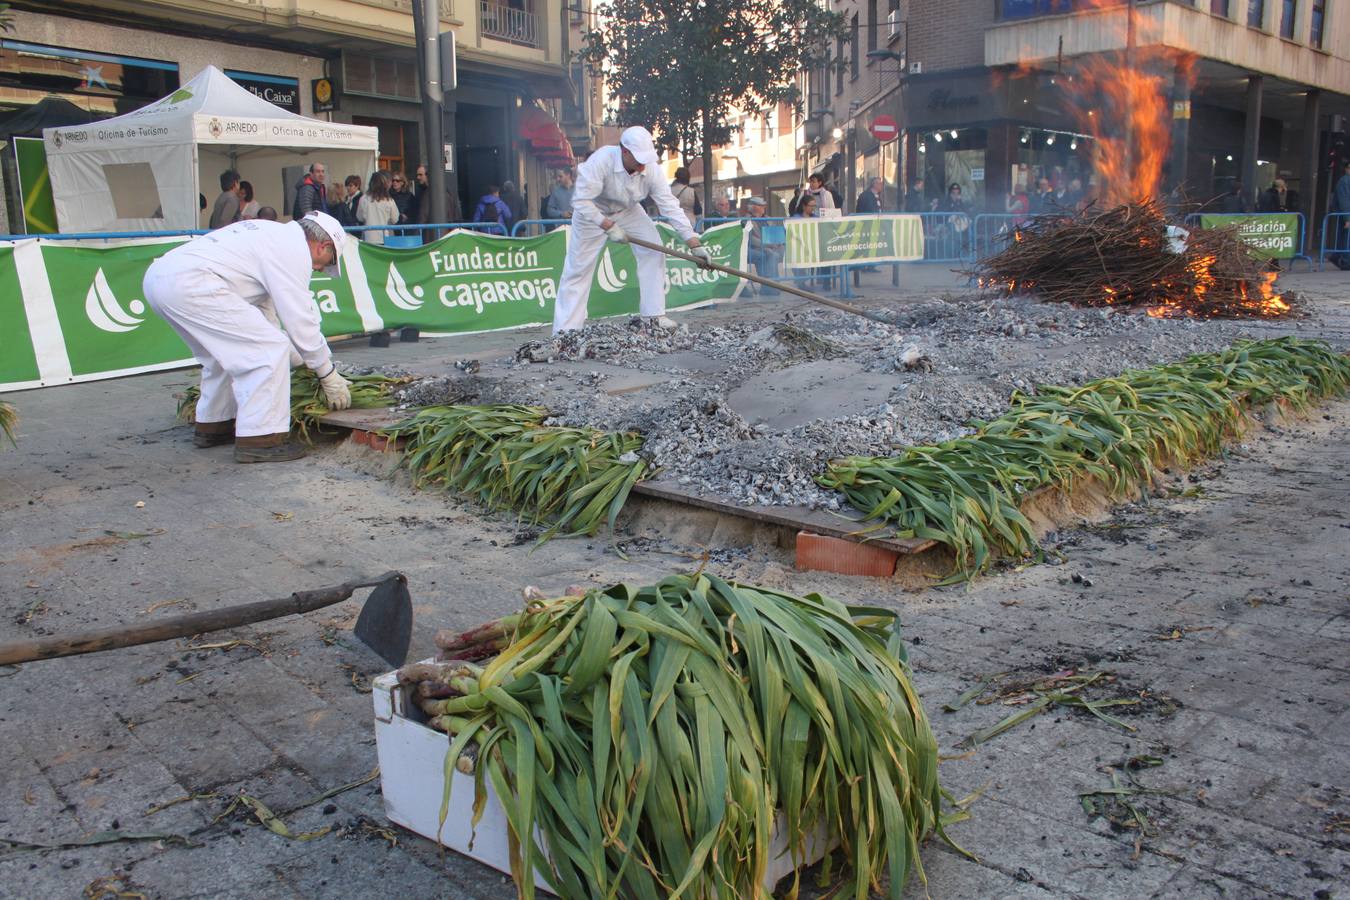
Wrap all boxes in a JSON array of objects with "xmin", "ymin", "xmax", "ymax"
[
  {"xmin": 571, "ymin": 144, "xmax": 697, "ymax": 242},
  {"xmin": 152, "ymin": 219, "xmax": 332, "ymax": 372}
]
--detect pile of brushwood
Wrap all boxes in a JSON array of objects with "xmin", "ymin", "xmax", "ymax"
[
  {"xmin": 382, "ymin": 405, "xmax": 651, "ymax": 540},
  {"xmin": 974, "ymin": 199, "xmax": 1293, "ymax": 317},
  {"xmin": 1, "ymin": 400, "xmax": 15, "ymax": 447},
  {"xmin": 820, "ymin": 337, "xmax": 1350, "ymax": 580},
  {"xmin": 396, "ymin": 574, "xmax": 949, "ymax": 899},
  {"xmin": 176, "ymin": 369, "xmax": 408, "ymax": 441}
]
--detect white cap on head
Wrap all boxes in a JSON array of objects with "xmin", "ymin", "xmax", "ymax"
[
  {"xmin": 303, "ymin": 210, "xmax": 346, "ymax": 277},
  {"xmin": 619, "ymin": 126, "xmax": 659, "ymax": 167}
]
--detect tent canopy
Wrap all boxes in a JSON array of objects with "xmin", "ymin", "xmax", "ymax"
[{"xmin": 43, "ymin": 66, "xmax": 378, "ymax": 233}]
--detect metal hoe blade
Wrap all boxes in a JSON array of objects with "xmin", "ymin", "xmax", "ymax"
[{"xmin": 354, "ymin": 573, "xmax": 413, "ymax": 668}]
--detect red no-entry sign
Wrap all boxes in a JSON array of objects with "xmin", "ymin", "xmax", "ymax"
[{"xmin": 870, "ymin": 115, "xmax": 899, "ymax": 142}]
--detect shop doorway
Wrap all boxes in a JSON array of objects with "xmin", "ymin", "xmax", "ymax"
[{"xmin": 455, "ymin": 102, "xmax": 509, "ymax": 215}]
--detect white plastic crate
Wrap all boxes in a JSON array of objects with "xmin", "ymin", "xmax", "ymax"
[{"xmin": 372, "ymin": 660, "xmax": 833, "ymax": 894}]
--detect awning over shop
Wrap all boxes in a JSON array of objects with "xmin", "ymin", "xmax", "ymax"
[{"xmin": 519, "ymin": 105, "xmax": 575, "ymax": 167}]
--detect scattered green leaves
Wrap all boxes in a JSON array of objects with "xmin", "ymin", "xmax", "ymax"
[
  {"xmin": 820, "ymin": 337, "xmax": 1350, "ymax": 580},
  {"xmin": 383, "ymin": 405, "xmax": 652, "ymax": 542}
]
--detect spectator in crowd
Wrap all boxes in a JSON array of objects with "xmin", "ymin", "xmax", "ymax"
[
  {"xmin": 1030, "ymin": 176, "xmax": 1054, "ymax": 214},
  {"xmin": 293, "ymin": 163, "xmax": 329, "ymax": 217},
  {"xmin": 1065, "ymin": 177, "xmax": 1085, "ymax": 211},
  {"xmin": 903, "ymin": 178, "xmax": 926, "ymax": 213},
  {"xmin": 938, "ymin": 183, "xmax": 971, "ymax": 253},
  {"xmin": 209, "ymin": 170, "xmax": 241, "ymax": 230},
  {"xmin": 238, "ymin": 181, "xmax": 260, "ymax": 221},
  {"xmin": 390, "ymin": 171, "xmax": 415, "ymax": 225},
  {"xmin": 336, "ymin": 175, "xmax": 363, "ymax": 227},
  {"xmin": 471, "ymin": 184, "xmax": 512, "ymax": 231},
  {"xmin": 856, "ymin": 177, "xmax": 884, "ymax": 214},
  {"xmin": 499, "ymin": 181, "xmax": 523, "ymax": 233},
  {"xmin": 357, "ymin": 171, "xmax": 400, "ymax": 245},
  {"xmin": 670, "ymin": 167, "xmax": 698, "ymax": 227},
  {"xmin": 1005, "ymin": 187, "xmax": 1031, "ymax": 228},
  {"xmin": 1258, "ymin": 178, "xmax": 1299, "ymax": 214},
  {"xmin": 1217, "ymin": 181, "xmax": 1251, "ymax": 214},
  {"xmin": 941, "ymin": 183, "xmax": 969, "ymax": 215},
  {"xmin": 795, "ymin": 194, "xmax": 818, "ymax": 218},
  {"xmin": 545, "ymin": 169, "xmax": 574, "ymax": 223},
  {"xmin": 1332, "ymin": 160, "xmax": 1350, "ymax": 269},
  {"xmin": 257, "ymin": 207, "xmax": 278, "ymax": 221},
  {"xmin": 744, "ymin": 195, "xmax": 780, "ymax": 295},
  {"xmin": 712, "ymin": 196, "xmax": 732, "ymax": 220},
  {"xmin": 412, "ymin": 165, "xmax": 430, "ymax": 223},
  {"xmin": 803, "ymin": 173, "xmax": 835, "ymax": 213}
]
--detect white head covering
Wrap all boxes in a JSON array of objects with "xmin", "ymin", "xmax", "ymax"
[
  {"xmin": 303, "ymin": 211, "xmax": 347, "ymax": 277},
  {"xmin": 619, "ymin": 126, "xmax": 659, "ymax": 166}
]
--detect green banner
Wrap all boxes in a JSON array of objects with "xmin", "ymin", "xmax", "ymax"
[
  {"xmin": 361, "ymin": 229, "xmax": 565, "ymax": 334},
  {"xmin": 1, "ymin": 222, "xmax": 749, "ymax": 391},
  {"xmin": 41, "ymin": 241, "xmax": 193, "ymax": 376},
  {"xmin": 0, "ymin": 246, "xmax": 40, "ymax": 385},
  {"xmin": 14, "ymin": 137, "xmax": 58, "ymax": 235},
  {"xmin": 1198, "ymin": 213, "xmax": 1299, "ymax": 260},
  {"xmin": 785, "ymin": 214, "xmax": 924, "ymax": 268}
]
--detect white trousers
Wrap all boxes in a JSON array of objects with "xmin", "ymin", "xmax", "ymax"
[
  {"xmin": 552, "ymin": 206, "xmax": 666, "ymax": 335},
  {"xmin": 143, "ymin": 261, "xmax": 292, "ymax": 437}
]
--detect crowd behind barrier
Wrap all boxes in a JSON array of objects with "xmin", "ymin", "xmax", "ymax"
[{"xmin": 6, "ymin": 211, "xmax": 1348, "ymax": 280}]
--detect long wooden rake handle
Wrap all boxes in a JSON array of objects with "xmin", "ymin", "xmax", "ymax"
[{"xmin": 623, "ymin": 234, "xmax": 895, "ymax": 326}]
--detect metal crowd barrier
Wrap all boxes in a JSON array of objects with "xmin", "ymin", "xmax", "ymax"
[
  {"xmin": 1183, "ymin": 212, "xmax": 1313, "ymax": 271},
  {"xmin": 1319, "ymin": 212, "xmax": 1350, "ymax": 270},
  {"xmin": 0, "ymin": 221, "xmax": 507, "ymax": 245}
]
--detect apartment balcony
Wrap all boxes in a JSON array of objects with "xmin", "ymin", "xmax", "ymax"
[{"xmin": 480, "ymin": 0, "xmax": 543, "ymax": 48}]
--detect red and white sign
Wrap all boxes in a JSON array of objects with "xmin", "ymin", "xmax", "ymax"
[{"xmin": 870, "ymin": 114, "xmax": 899, "ymax": 142}]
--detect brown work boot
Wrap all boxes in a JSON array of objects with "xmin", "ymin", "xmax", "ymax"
[
  {"xmin": 193, "ymin": 419, "xmax": 235, "ymax": 448},
  {"xmin": 234, "ymin": 432, "xmax": 307, "ymax": 463}
]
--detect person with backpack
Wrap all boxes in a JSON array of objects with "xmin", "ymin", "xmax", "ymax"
[{"xmin": 471, "ymin": 185, "xmax": 512, "ymax": 232}]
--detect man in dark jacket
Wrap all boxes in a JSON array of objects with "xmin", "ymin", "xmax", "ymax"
[
  {"xmin": 903, "ymin": 178, "xmax": 927, "ymax": 213},
  {"xmin": 293, "ymin": 163, "xmax": 329, "ymax": 217},
  {"xmin": 856, "ymin": 177, "xmax": 884, "ymax": 214},
  {"xmin": 472, "ymin": 185, "xmax": 512, "ymax": 231},
  {"xmin": 1257, "ymin": 178, "xmax": 1299, "ymax": 214},
  {"xmin": 335, "ymin": 175, "xmax": 363, "ymax": 227},
  {"xmin": 1217, "ymin": 181, "xmax": 1251, "ymax": 214}
]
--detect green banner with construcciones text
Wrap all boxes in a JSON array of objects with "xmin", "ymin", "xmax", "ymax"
[{"xmin": 785, "ymin": 214, "xmax": 924, "ymax": 268}]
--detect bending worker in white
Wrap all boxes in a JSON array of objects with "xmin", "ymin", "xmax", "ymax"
[
  {"xmin": 143, "ymin": 211, "xmax": 353, "ymax": 463},
  {"xmin": 553, "ymin": 125, "xmax": 712, "ymax": 335}
]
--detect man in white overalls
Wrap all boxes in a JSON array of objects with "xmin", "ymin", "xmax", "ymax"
[{"xmin": 552, "ymin": 126, "xmax": 711, "ymax": 335}]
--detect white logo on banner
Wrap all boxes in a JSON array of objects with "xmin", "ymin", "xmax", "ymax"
[
  {"xmin": 385, "ymin": 264, "xmax": 425, "ymax": 310},
  {"xmin": 596, "ymin": 247, "xmax": 629, "ymax": 293},
  {"xmin": 85, "ymin": 269, "xmax": 146, "ymax": 333}
]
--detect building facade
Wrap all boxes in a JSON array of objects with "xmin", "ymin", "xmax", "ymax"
[
  {"xmin": 802, "ymin": 0, "xmax": 1350, "ymax": 231},
  {"xmin": 2, "ymin": 0, "xmax": 588, "ymax": 230}
]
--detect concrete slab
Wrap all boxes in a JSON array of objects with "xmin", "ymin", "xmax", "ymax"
[{"xmin": 726, "ymin": 358, "xmax": 896, "ymax": 429}]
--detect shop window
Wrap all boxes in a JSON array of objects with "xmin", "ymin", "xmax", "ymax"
[
  {"xmin": 1310, "ymin": 0, "xmax": 1325, "ymax": 45},
  {"xmin": 850, "ymin": 14, "xmax": 860, "ymax": 80},
  {"xmin": 0, "ymin": 41, "xmax": 178, "ymax": 118},
  {"xmin": 1247, "ymin": 0, "xmax": 1266, "ymax": 26},
  {"xmin": 103, "ymin": 162, "xmax": 162, "ymax": 219},
  {"xmin": 343, "ymin": 53, "xmax": 418, "ymax": 101},
  {"xmin": 1280, "ymin": 0, "xmax": 1297, "ymax": 37}
]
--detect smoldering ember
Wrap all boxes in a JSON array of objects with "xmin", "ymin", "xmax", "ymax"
[{"xmin": 2, "ymin": 0, "xmax": 1349, "ymax": 898}]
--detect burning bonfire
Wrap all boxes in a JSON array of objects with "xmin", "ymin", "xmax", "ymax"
[{"xmin": 975, "ymin": 199, "xmax": 1292, "ymax": 319}]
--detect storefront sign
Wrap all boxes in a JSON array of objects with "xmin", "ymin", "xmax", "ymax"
[
  {"xmin": 225, "ymin": 70, "xmax": 301, "ymax": 113},
  {"xmin": 312, "ymin": 77, "xmax": 337, "ymax": 113},
  {"xmin": 1198, "ymin": 214, "xmax": 1299, "ymax": 260},
  {"xmin": 784, "ymin": 215, "xmax": 924, "ymax": 269},
  {"xmin": 0, "ymin": 222, "xmax": 748, "ymax": 391}
]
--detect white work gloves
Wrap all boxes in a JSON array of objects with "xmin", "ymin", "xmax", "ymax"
[
  {"xmin": 688, "ymin": 244, "xmax": 713, "ymax": 269},
  {"xmin": 316, "ymin": 363, "xmax": 352, "ymax": 411},
  {"xmin": 604, "ymin": 222, "xmax": 628, "ymax": 243},
  {"xmin": 258, "ymin": 299, "xmax": 304, "ymax": 368}
]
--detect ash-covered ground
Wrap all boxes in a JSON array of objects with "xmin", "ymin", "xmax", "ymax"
[{"xmin": 375, "ymin": 287, "xmax": 1326, "ymax": 510}]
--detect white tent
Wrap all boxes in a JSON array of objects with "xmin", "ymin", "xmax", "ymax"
[{"xmin": 43, "ymin": 66, "xmax": 378, "ymax": 233}]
